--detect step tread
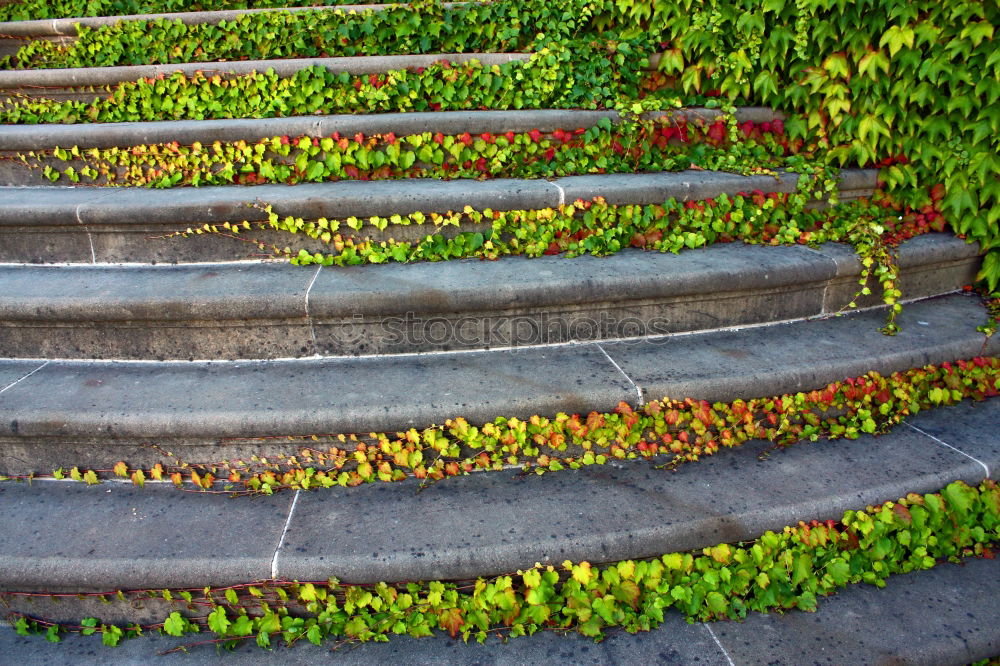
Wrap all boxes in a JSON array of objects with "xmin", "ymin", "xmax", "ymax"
[
  {"xmin": 1, "ymin": 557, "xmax": 997, "ymax": 664},
  {"xmin": 0, "ymin": 168, "xmax": 879, "ymax": 226},
  {"xmin": 0, "ymin": 108, "xmax": 782, "ymax": 150},
  {"xmin": 0, "ymin": 52, "xmax": 531, "ymax": 89},
  {"xmin": 0, "ymin": 399, "xmax": 994, "ymax": 590},
  {"xmin": 0, "ymin": 294, "xmax": 992, "ymax": 439}
]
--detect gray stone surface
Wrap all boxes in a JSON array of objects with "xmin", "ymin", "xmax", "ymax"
[
  {"xmin": 712, "ymin": 557, "xmax": 1000, "ymax": 666},
  {"xmin": 0, "ymin": 53, "xmax": 530, "ymax": 91},
  {"xmin": 0, "ymin": 107, "xmax": 782, "ymax": 152},
  {"xmin": 602, "ymin": 293, "xmax": 997, "ymax": 404},
  {"xmin": 556, "ymin": 169, "xmax": 876, "ymax": 206},
  {"xmin": 0, "ymin": 263, "xmax": 312, "ymax": 321},
  {"xmin": 0, "ymin": 234, "xmax": 980, "ymax": 357},
  {"xmin": 0, "ymin": 482, "xmax": 293, "ymax": 590},
  {"xmin": 0, "ymin": 612, "xmax": 727, "ymax": 664},
  {"xmin": 2, "ymin": 559, "xmax": 996, "ymax": 664},
  {"xmin": 0, "ymin": 263, "xmax": 316, "ymax": 359},
  {"xmin": 0, "ymin": 344, "xmax": 635, "ymax": 440},
  {"xmin": 0, "ymin": 178, "xmax": 557, "ymax": 227},
  {"xmin": 0, "ymin": 361, "xmax": 48, "ymax": 392},
  {"xmin": 906, "ymin": 397, "xmax": 1000, "ymax": 476},
  {"xmin": 275, "ymin": 413, "xmax": 987, "ymax": 584},
  {"xmin": 811, "ymin": 234, "xmax": 981, "ymax": 312},
  {"xmin": 307, "ymin": 243, "xmax": 835, "ymax": 355}
]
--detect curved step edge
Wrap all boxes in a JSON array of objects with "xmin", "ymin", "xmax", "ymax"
[
  {"xmin": 0, "ymin": 52, "xmax": 531, "ymax": 90},
  {"xmin": 0, "ymin": 169, "xmax": 879, "ymax": 264},
  {"xmin": 0, "ymin": 234, "xmax": 981, "ymax": 359},
  {"xmin": 0, "ymin": 293, "xmax": 994, "ymax": 473},
  {"xmin": 0, "ymin": 398, "xmax": 994, "ymax": 592},
  {"xmin": 0, "ymin": 107, "xmax": 783, "ymax": 152}
]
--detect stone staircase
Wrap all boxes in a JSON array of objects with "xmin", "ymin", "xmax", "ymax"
[{"xmin": 0, "ymin": 3, "xmax": 997, "ymax": 663}]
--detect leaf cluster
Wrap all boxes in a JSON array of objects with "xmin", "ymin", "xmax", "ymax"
[{"xmin": 7, "ymin": 0, "xmax": 603, "ymax": 69}]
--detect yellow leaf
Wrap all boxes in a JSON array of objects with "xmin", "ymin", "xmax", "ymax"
[{"xmin": 572, "ymin": 561, "xmax": 593, "ymax": 585}]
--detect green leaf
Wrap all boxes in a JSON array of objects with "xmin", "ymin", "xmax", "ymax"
[
  {"xmin": 208, "ymin": 606, "xmax": 231, "ymax": 635},
  {"xmin": 101, "ymin": 624, "xmax": 123, "ymax": 647},
  {"xmin": 879, "ymin": 25, "xmax": 915, "ymax": 57},
  {"xmin": 162, "ymin": 612, "xmax": 186, "ymax": 637}
]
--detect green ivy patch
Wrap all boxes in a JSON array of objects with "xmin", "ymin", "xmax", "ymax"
[
  {"xmin": 605, "ymin": 0, "xmax": 999, "ymax": 290},
  {"xmin": 25, "ymin": 116, "xmax": 794, "ymax": 187},
  {"xmin": 6, "ymin": 0, "xmax": 601, "ymax": 68},
  {"xmin": 0, "ymin": 43, "xmax": 658, "ymax": 124}
]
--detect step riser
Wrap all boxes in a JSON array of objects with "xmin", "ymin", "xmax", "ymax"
[
  {"xmin": 0, "ymin": 52, "xmax": 532, "ymax": 103},
  {"xmin": 0, "ymin": 169, "xmax": 878, "ymax": 263},
  {"xmin": 0, "ymin": 237, "xmax": 980, "ymax": 360},
  {"xmin": 0, "ymin": 108, "xmax": 783, "ymax": 152}
]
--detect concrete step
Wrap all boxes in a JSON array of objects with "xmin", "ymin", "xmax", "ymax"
[
  {"xmin": 0, "ymin": 52, "xmax": 531, "ymax": 103},
  {"xmin": 9, "ymin": 556, "xmax": 996, "ymax": 664},
  {"xmin": 0, "ymin": 397, "xmax": 994, "ymax": 601},
  {"xmin": 0, "ymin": 168, "xmax": 878, "ymax": 263},
  {"xmin": 0, "ymin": 293, "xmax": 994, "ymax": 474},
  {"xmin": 0, "ymin": 108, "xmax": 782, "ymax": 152},
  {"xmin": 0, "ymin": 235, "xmax": 980, "ymax": 359},
  {"xmin": 0, "ymin": 107, "xmax": 785, "ymax": 187},
  {"xmin": 0, "ymin": 3, "xmax": 409, "ymax": 36}
]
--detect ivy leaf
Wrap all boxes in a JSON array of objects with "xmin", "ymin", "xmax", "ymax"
[
  {"xmin": 706, "ymin": 591, "xmax": 728, "ymax": 615},
  {"xmin": 101, "ymin": 624, "xmax": 123, "ymax": 647},
  {"xmin": 438, "ymin": 608, "xmax": 465, "ymax": 638},
  {"xmin": 879, "ymin": 25, "xmax": 915, "ymax": 57},
  {"xmin": 162, "ymin": 612, "xmax": 186, "ymax": 637},
  {"xmin": 208, "ymin": 607, "xmax": 231, "ymax": 635},
  {"xmin": 231, "ymin": 615, "xmax": 254, "ymax": 637}
]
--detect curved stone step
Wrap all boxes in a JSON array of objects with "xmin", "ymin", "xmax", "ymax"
[
  {"xmin": 0, "ymin": 293, "xmax": 993, "ymax": 474},
  {"xmin": 0, "ymin": 107, "xmax": 781, "ymax": 152},
  {"xmin": 0, "ymin": 168, "xmax": 878, "ymax": 263},
  {"xmin": 2, "ymin": 556, "xmax": 997, "ymax": 663},
  {"xmin": 0, "ymin": 52, "xmax": 530, "ymax": 102},
  {"xmin": 0, "ymin": 3, "xmax": 414, "ymax": 37},
  {"xmin": 0, "ymin": 396, "xmax": 993, "ymax": 591},
  {"xmin": 0, "ymin": 235, "xmax": 981, "ymax": 360}
]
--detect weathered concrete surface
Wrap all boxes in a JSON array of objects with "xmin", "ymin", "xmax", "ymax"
[
  {"xmin": 0, "ymin": 482, "xmax": 294, "ymax": 591},
  {"xmin": 711, "ymin": 557, "xmax": 1000, "ymax": 666},
  {"xmin": 0, "ymin": 262, "xmax": 317, "ymax": 359},
  {"xmin": 0, "ymin": 344, "xmax": 635, "ymax": 444},
  {"xmin": 0, "ymin": 235, "xmax": 979, "ymax": 359},
  {"xmin": 602, "ymin": 293, "xmax": 998, "ymax": 404}
]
